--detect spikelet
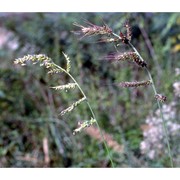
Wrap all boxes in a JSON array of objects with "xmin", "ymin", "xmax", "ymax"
[
  {"xmin": 130, "ymin": 52, "xmax": 147, "ymax": 67},
  {"xmin": 73, "ymin": 117, "xmax": 96, "ymax": 135},
  {"xmin": 105, "ymin": 52, "xmax": 131, "ymax": 62},
  {"xmin": 47, "ymin": 68, "xmax": 63, "ymax": 74},
  {"xmin": 62, "ymin": 52, "xmax": 71, "ymax": 73},
  {"xmin": 155, "ymin": 94, "xmax": 167, "ymax": 103},
  {"xmin": 60, "ymin": 97, "xmax": 86, "ymax": 116},
  {"xmin": 118, "ymin": 80, "xmax": 152, "ymax": 88},
  {"xmin": 105, "ymin": 52, "xmax": 147, "ymax": 67},
  {"xmin": 51, "ymin": 83, "xmax": 76, "ymax": 90}
]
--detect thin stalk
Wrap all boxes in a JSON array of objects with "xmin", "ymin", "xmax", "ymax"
[
  {"xmin": 53, "ymin": 62, "xmax": 115, "ymax": 167},
  {"xmin": 111, "ymin": 33, "xmax": 173, "ymax": 167},
  {"xmin": 86, "ymin": 101, "xmax": 115, "ymax": 167},
  {"xmin": 145, "ymin": 68, "xmax": 173, "ymax": 167}
]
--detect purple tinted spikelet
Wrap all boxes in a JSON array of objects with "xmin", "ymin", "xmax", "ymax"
[
  {"xmin": 105, "ymin": 52, "xmax": 147, "ymax": 67},
  {"xmin": 130, "ymin": 52, "xmax": 147, "ymax": 67},
  {"xmin": 118, "ymin": 80, "xmax": 152, "ymax": 88}
]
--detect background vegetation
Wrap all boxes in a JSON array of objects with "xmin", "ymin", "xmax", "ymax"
[{"xmin": 0, "ymin": 12, "xmax": 179, "ymax": 167}]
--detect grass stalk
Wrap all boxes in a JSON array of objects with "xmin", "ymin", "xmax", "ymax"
[
  {"xmin": 53, "ymin": 62, "xmax": 115, "ymax": 167},
  {"xmin": 112, "ymin": 33, "xmax": 173, "ymax": 167}
]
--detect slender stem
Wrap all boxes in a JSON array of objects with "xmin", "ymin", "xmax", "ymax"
[
  {"xmin": 111, "ymin": 32, "xmax": 174, "ymax": 167},
  {"xmin": 145, "ymin": 68, "xmax": 157, "ymax": 94},
  {"xmin": 53, "ymin": 62, "xmax": 115, "ymax": 167},
  {"xmin": 86, "ymin": 101, "xmax": 115, "ymax": 167},
  {"xmin": 130, "ymin": 45, "xmax": 173, "ymax": 167},
  {"xmin": 157, "ymin": 100, "xmax": 174, "ymax": 167},
  {"xmin": 145, "ymin": 69, "xmax": 173, "ymax": 167}
]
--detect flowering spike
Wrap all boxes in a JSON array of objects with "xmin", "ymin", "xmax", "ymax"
[
  {"xmin": 73, "ymin": 117, "xmax": 96, "ymax": 135},
  {"xmin": 47, "ymin": 68, "xmax": 63, "ymax": 74},
  {"xmin": 14, "ymin": 54, "xmax": 52, "ymax": 66},
  {"xmin": 118, "ymin": 80, "xmax": 152, "ymax": 88},
  {"xmin": 14, "ymin": 54, "xmax": 59, "ymax": 71},
  {"xmin": 72, "ymin": 20, "xmax": 112, "ymax": 39},
  {"xmin": 51, "ymin": 83, "xmax": 76, "ymax": 90},
  {"xmin": 105, "ymin": 52, "xmax": 147, "ymax": 67},
  {"xmin": 60, "ymin": 97, "xmax": 86, "ymax": 116},
  {"xmin": 62, "ymin": 52, "xmax": 71, "ymax": 73}
]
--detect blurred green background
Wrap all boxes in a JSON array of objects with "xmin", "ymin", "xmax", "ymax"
[{"xmin": 0, "ymin": 13, "xmax": 179, "ymax": 167}]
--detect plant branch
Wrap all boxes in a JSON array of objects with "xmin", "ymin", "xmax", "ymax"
[{"xmin": 111, "ymin": 32, "xmax": 174, "ymax": 167}]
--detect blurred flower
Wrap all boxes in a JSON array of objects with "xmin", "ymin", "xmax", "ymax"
[
  {"xmin": 140, "ymin": 101, "xmax": 180, "ymax": 160},
  {"xmin": 175, "ymin": 68, "xmax": 180, "ymax": 76},
  {"xmin": 173, "ymin": 81, "xmax": 180, "ymax": 97}
]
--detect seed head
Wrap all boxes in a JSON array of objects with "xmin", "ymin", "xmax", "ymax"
[
  {"xmin": 73, "ymin": 117, "xmax": 96, "ymax": 135},
  {"xmin": 105, "ymin": 52, "xmax": 147, "ymax": 67},
  {"xmin": 51, "ymin": 83, "xmax": 77, "ymax": 90},
  {"xmin": 60, "ymin": 97, "xmax": 86, "ymax": 116},
  {"xmin": 118, "ymin": 80, "xmax": 152, "ymax": 88}
]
